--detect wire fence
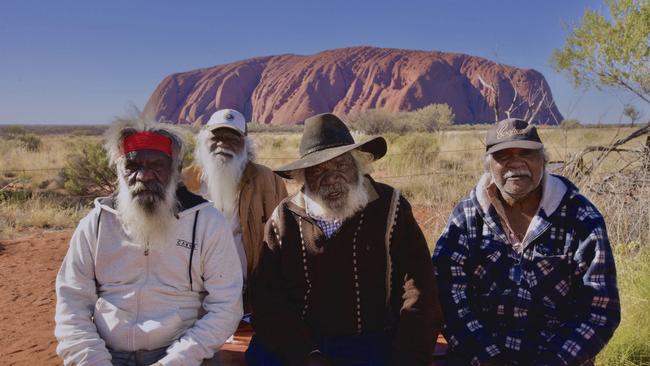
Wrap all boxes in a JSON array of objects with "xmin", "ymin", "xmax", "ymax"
[{"xmin": 2, "ymin": 144, "xmax": 627, "ymax": 174}]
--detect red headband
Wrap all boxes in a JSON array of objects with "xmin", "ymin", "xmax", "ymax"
[{"xmin": 123, "ymin": 132, "xmax": 172, "ymax": 156}]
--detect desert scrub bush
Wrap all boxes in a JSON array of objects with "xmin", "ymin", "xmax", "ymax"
[
  {"xmin": 559, "ymin": 118, "xmax": 582, "ymax": 130},
  {"xmin": 407, "ymin": 103, "xmax": 455, "ymax": 132},
  {"xmin": 61, "ymin": 142, "xmax": 116, "ymax": 196},
  {"xmin": 16, "ymin": 133, "xmax": 43, "ymax": 152},
  {"xmin": 247, "ymin": 123, "xmax": 303, "ymax": 133},
  {"xmin": 384, "ymin": 133, "xmax": 440, "ymax": 173},
  {"xmin": 349, "ymin": 109, "xmax": 406, "ymax": 135},
  {"xmin": 349, "ymin": 103, "xmax": 454, "ymax": 135}
]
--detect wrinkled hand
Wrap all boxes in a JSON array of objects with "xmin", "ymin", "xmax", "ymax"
[{"xmin": 304, "ymin": 351, "xmax": 332, "ymax": 366}]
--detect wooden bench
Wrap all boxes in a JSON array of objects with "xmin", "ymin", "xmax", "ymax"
[{"xmin": 220, "ymin": 326, "xmax": 447, "ymax": 365}]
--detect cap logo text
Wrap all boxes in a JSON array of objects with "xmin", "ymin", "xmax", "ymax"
[{"xmin": 496, "ymin": 124, "xmax": 527, "ymax": 140}]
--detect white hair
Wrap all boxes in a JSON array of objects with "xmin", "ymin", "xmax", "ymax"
[
  {"xmin": 104, "ymin": 117, "xmax": 187, "ymax": 250},
  {"xmin": 194, "ymin": 128, "xmax": 255, "ymax": 218},
  {"xmin": 304, "ymin": 176, "xmax": 369, "ymax": 221},
  {"xmin": 115, "ymin": 172, "xmax": 178, "ymax": 250},
  {"xmin": 296, "ymin": 149, "xmax": 374, "ymax": 221},
  {"xmin": 104, "ymin": 117, "xmax": 186, "ymax": 175}
]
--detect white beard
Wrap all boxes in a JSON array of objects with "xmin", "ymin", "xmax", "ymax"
[
  {"xmin": 304, "ymin": 174, "xmax": 369, "ymax": 221},
  {"xmin": 115, "ymin": 172, "xmax": 177, "ymax": 250},
  {"xmin": 195, "ymin": 129, "xmax": 248, "ymax": 218}
]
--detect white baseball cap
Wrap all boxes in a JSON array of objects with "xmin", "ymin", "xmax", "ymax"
[{"xmin": 205, "ymin": 109, "xmax": 246, "ymax": 135}]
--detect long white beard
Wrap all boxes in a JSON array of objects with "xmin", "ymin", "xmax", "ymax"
[
  {"xmin": 304, "ymin": 174, "xmax": 369, "ymax": 221},
  {"xmin": 115, "ymin": 173, "xmax": 177, "ymax": 250},
  {"xmin": 195, "ymin": 130, "xmax": 248, "ymax": 218}
]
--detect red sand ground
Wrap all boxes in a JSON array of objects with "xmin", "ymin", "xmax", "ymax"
[
  {"xmin": 0, "ymin": 231, "xmax": 71, "ymax": 366},
  {"xmin": 0, "ymin": 207, "xmax": 446, "ymax": 366}
]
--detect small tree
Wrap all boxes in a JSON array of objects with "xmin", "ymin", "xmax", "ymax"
[
  {"xmin": 623, "ymin": 104, "xmax": 643, "ymax": 125},
  {"xmin": 552, "ymin": 0, "xmax": 650, "ymax": 105}
]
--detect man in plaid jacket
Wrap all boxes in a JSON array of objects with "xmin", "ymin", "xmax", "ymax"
[{"xmin": 432, "ymin": 119, "xmax": 620, "ymax": 366}]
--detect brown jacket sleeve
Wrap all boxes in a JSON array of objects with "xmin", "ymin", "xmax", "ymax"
[
  {"xmin": 274, "ymin": 174, "xmax": 289, "ymax": 203},
  {"xmin": 249, "ymin": 211, "xmax": 316, "ymax": 365},
  {"xmin": 390, "ymin": 196, "xmax": 443, "ymax": 365}
]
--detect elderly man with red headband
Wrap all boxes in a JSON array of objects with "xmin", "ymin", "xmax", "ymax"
[{"xmin": 54, "ymin": 118, "xmax": 244, "ymax": 366}]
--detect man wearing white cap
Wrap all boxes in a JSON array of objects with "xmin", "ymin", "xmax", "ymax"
[{"xmin": 184, "ymin": 108, "xmax": 287, "ymax": 288}]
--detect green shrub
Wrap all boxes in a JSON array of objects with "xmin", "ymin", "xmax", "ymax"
[
  {"xmin": 61, "ymin": 143, "xmax": 116, "ymax": 196},
  {"xmin": 349, "ymin": 103, "xmax": 454, "ymax": 135},
  {"xmin": 407, "ymin": 104, "xmax": 455, "ymax": 132},
  {"xmin": 350, "ymin": 109, "xmax": 401, "ymax": 135},
  {"xmin": 16, "ymin": 133, "xmax": 43, "ymax": 152}
]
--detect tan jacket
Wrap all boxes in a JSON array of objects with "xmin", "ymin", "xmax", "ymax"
[{"xmin": 182, "ymin": 162, "xmax": 288, "ymax": 278}]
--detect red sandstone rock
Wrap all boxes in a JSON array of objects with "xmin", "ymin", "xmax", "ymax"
[{"xmin": 144, "ymin": 46, "xmax": 563, "ymax": 125}]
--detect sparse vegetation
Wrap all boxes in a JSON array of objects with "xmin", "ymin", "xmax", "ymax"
[
  {"xmin": 61, "ymin": 142, "xmax": 116, "ymax": 196},
  {"xmin": 16, "ymin": 133, "xmax": 43, "ymax": 152},
  {"xmin": 552, "ymin": 0, "xmax": 650, "ymax": 106},
  {"xmin": 560, "ymin": 118, "xmax": 582, "ymax": 130},
  {"xmin": 598, "ymin": 242, "xmax": 650, "ymax": 365},
  {"xmin": 409, "ymin": 103, "xmax": 455, "ymax": 132},
  {"xmin": 1, "ymin": 124, "xmax": 649, "ymax": 364},
  {"xmin": 349, "ymin": 103, "xmax": 455, "ymax": 135}
]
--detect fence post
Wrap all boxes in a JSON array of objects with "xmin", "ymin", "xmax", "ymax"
[{"xmin": 643, "ymin": 135, "xmax": 650, "ymax": 172}]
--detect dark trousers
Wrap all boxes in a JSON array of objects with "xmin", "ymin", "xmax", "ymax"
[{"xmin": 246, "ymin": 333, "xmax": 390, "ymax": 366}]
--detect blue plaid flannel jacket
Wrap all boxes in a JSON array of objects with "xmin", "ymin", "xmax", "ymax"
[{"xmin": 432, "ymin": 174, "xmax": 620, "ymax": 366}]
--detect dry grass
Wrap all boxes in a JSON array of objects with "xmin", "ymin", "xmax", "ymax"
[
  {"xmin": 0, "ymin": 135, "xmax": 102, "ymax": 189},
  {"xmin": 0, "ymin": 194, "xmax": 87, "ymax": 239},
  {"xmin": 252, "ymin": 126, "xmax": 647, "ymax": 244},
  {"xmin": 1, "ymin": 125, "xmax": 648, "ymax": 364},
  {"xmin": 1, "ymin": 125, "xmax": 645, "ymax": 245}
]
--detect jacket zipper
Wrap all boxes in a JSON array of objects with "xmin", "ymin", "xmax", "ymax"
[{"xmin": 132, "ymin": 241, "xmax": 150, "ymax": 350}]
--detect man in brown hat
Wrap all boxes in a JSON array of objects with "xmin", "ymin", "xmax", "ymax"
[
  {"xmin": 432, "ymin": 118, "xmax": 620, "ymax": 365},
  {"xmin": 246, "ymin": 113, "xmax": 443, "ymax": 366}
]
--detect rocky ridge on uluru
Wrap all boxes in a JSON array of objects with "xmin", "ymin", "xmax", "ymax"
[{"xmin": 144, "ymin": 46, "xmax": 563, "ymax": 125}]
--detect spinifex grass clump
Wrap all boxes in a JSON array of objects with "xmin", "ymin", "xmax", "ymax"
[
  {"xmin": 380, "ymin": 133, "xmax": 440, "ymax": 175},
  {"xmin": 597, "ymin": 243, "xmax": 650, "ymax": 365}
]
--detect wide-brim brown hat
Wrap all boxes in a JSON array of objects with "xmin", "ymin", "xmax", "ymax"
[{"xmin": 274, "ymin": 113, "xmax": 387, "ymax": 179}]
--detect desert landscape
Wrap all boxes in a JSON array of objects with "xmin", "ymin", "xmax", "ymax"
[
  {"xmin": 2, "ymin": 0, "xmax": 649, "ymax": 363},
  {"xmin": 1, "ymin": 122, "xmax": 649, "ymax": 365}
]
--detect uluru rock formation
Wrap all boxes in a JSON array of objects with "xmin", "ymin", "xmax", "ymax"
[{"xmin": 144, "ymin": 46, "xmax": 563, "ymax": 125}]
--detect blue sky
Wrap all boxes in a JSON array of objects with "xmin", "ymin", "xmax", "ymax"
[{"xmin": 1, "ymin": 0, "xmax": 647, "ymax": 124}]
